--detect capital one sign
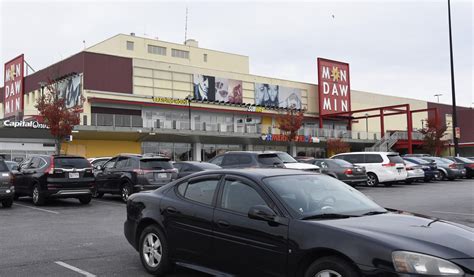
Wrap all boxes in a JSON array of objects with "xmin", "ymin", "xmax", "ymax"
[
  {"xmin": 317, "ymin": 58, "xmax": 351, "ymax": 116},
  {"xmin": 3, "ymin": 54, "xmax": 25, "ymax": 118}
]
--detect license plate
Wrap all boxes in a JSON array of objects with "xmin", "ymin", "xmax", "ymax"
[
  {"xmin": 69, "ymin": 172, "xmax": 80, "ymax": 179},
  {"xmin": 397, "ymin": 169, "xmax": 401, "ymax": 173},
  {"xmin": 155, "ymin": 173, "xmax": 167, "ymax": 179}
]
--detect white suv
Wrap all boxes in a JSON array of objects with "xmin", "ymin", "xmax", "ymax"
[{"xmin": 330, "ymin": 152, "xmax": 407, "ymax": 186}]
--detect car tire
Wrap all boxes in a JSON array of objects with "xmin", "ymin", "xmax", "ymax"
[
  {"xmin": 304, "ymin": 256, "xmax": 359, "ymax": 277},
  {"xmin": 405, "ymin": 179, "xmax": 413, "ymax": 184},
  {"xmin": 91, "ymin": 186, "xmax": 104, "ymax": 199},
  {"xmin": 32, "ymin": 184, "xmax": 45, "ymax": 206},
  {"xmin": 437, "ymin": 170, "xmax": 446, "ymax": 181},
  {"xmin": 139, "ymin": 225, "xmax": 171, "ymax": 276},
  {"xmin": 121, "ymin": 182, "xmax": 132, "ymax": 203},
  {"xmin": 448, "ymin": 177, "xmax": 455, "ymax": 181},
  {"xmin": 2, "ymin": 198, "xmax": 13, "ymax": 208},
  {"xmin": 78, "ymin": 195, "xmax": 92, "ymax": 204},
  {"xmin": 366, "ymin": 173, "xmax": 379, "ymax": 187}
]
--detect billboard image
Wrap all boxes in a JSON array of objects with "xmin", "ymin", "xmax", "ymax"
[
  {"xmin": 57, "ymin": 74, "xmax": 82, "ymax": 109},
  {"xmin": 215, "ymin": 77, "xmax": 243, "ymax": 103},
  {"xmin": 3, "ymin": 54, "xmax": 25, "ymax": 118},
  {"xmin": 317, "ymin": 58, "xmax": 351, "ymax": 116},
  {"xmin": 279, "ymin": 86, "xmax": 302, "ymax": 109},
  {"xmin": 255, "ymin": 83, "xmax": 279, "ymax": 107},
  {"xmin": 193, "ymin": 74, "xmax": 215, "ymax": 101}
]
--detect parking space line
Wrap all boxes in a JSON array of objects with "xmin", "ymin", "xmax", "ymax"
[
  {"xmin": 432, "ymin": 211, "xmax": 474, "ymax": 216},
  {"xmin": 14, "ymin": 203, "xmax": 59, "ymax": 214},
  {"xmin": 93, "ymin": 199, "xmax": 125, "ymax": 206},
  {"xmin": 55, "ymin": 261, "xmax": 96, "ymax": 277}
]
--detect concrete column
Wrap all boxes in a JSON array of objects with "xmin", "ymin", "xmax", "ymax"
[
  {"xmin": 193, "ymin": 142, "xmax": 202, "ymax": 161},
  {"xmin": 289, "ymin": 143, "xmax": 297, "ymax": 156},
  {"xmin": 245, "ymin": 144, "xmax": 253, "ymax": 151}
]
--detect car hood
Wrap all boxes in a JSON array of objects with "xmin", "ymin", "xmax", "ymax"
[
  {"xmin": 313, "ymin": 212, "xmax": 474, "ymax": 259},
  {"xmin": 284, "ymin": 163, "xmax": 319, "ymax": 170}
]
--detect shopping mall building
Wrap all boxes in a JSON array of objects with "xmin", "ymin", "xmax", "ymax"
[{"xmin": 1, "ymin": 33, "xmax": 473, "ymax": 162}]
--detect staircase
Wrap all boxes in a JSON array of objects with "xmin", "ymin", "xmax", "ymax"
[{"xmin": 365, "ymin": 132, "xmax": 400, "ymax": 152}]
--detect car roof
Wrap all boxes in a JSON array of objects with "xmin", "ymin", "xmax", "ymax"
[
  {"xmin": 189, "ymin": 168, "xmax": 318, "ymax": 179},
  {"xmin": 333, "ymin": 152, "xmax": 400, "ymax": 155},
  {"xmin": 174, "ymin": 161, "xmax": 213, "ymax": 164},
  {"xmin": 223, "ymin": 151, "xmax": 282, "ymax": 155}
]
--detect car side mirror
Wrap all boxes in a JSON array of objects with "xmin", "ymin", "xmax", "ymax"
[{"xmin": 248, "ymin": 205, "xmax": 276, "ymax": 222}]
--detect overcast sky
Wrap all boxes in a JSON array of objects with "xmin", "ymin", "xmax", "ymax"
[{"xmin": 1, "ymin": 0, "xmax": 472, "ymax": 107}]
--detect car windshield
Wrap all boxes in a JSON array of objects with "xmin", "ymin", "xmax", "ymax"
[
  {"xmin": 258, "ymin": 154, "xmax": 283, "ymax": 166},
  {"xmin": 264, "ymin": 174, "xmax": 386, "ymax": 219},
  {"xmin": 140, "ymin": 159, "xmax": 173, "ymax": 170},
  {"xmin": 275, "ymin": 152, "xmax": 298, "ymax": 163},
  {"xmin": 54, "ymin": 157, "xmax": 91, "ymax": 169}
]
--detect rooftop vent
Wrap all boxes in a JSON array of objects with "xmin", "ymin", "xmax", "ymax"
[
  {"xmin": 184, "ymin": 39, "xmax": 198, "ymax": 48},
  {"xmin": 130, "ymin": 32, "xmax": 135, "ymax": 36}
]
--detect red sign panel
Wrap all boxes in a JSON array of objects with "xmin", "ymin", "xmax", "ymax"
[
  {"xmin": 3, "ymin": 54, "xmax": 25, "ymax": 118},
  {"xmin": 317, "ymin": 58, "xmax": 351, "ymax": 116}
]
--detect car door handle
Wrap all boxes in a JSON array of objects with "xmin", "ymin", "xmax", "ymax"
[
  {"xmin": 217, "ymin": 220, "xmax": 230, "ymax": 228},
  {"xmin": 166, "ymin": 207, "xmax": 177, "ymax": 214}
]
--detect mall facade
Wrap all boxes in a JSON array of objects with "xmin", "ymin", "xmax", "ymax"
[{"xmin": 1, "ymin": 33, "xmax": 472, "ymax": 162}]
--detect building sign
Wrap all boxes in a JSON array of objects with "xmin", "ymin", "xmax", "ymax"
[
  {"xmin": 247, "ymin": 106, "xmax": 265, "ymax": 113},
  {"xmin": 261, "ymin": 134, "xmax": 320, "ymax": 143},
  {"xmin": 3, "ymin": 120, "xmax": 49, "ymax": 129},
  {"xmin": 153, "ymin": 97, "xmax": 189, "ymax": 105},
  {"xmin": 57, "ymin": 74, "xmax": 82, "ymax": 109},
  {"xmin": 3, "ymin": 54, "xmax": 25, "ymax": 118},
  {"xmin": 317, "ymin": 58, "xmax": 351, "ymax": 116}
]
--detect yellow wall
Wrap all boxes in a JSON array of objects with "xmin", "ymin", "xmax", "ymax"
[{"xmin": 62, "ymin": 139, "xmax": 141, "ymax": 158}]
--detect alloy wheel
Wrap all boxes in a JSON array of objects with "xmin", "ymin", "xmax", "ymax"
[
  {"xmin": 367, "ymin": 175, "xmax": 376, "ymax": 186},
  {"xmin": 121, "ymin": 186, "xmax": 130, "ymax": 202},
  {"xmin": 32, "ymin": 187, "xmax": 39, "ymax": 203},
  {"xmin": 314, "ymin": 270, "xmax": 342, "ymax": 277},
  {"xmin": 142, "ymin": 233, "xmax": 162, "ymax": 268}
]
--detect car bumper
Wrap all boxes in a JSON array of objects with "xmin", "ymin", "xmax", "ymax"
[
  {"xmin": 446, "ymin": 169, "xmax": 464, "ymax": 178},
  {"xmin": 45, "ymin": 188, "xmax": 92, "ymax": 198},
  {"xmin": 341, "ymin": 177, "xmax": 368, "ymax": 184},
  {"xmin": 0, "ymin": 186, "xmax": 14, "ymax": 200},
  {"xmin": 423, "ymin": 170, "xmax": 438, "ymax": 180},
  {"xmin": 406, "ymin": 171, "xmax": 425, "ymax": 180},
  {"xmin": 124, "ymin": 219, "xmax": 138, "ymax": 250}
]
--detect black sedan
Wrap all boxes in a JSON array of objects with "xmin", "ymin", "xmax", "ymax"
[
  {"xmin": 308, "ymin": 158, "xmax": 367, "ymax": 185},
  {"xmin": 172, "ymin": 161, "xmax": 221, "ymax": 179},
  {"xmin": 124, "ymin": 169, "xmax": 474, "ymax": 277}
]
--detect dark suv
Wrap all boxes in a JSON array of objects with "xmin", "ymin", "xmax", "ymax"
[
  {"xmin": 0, "ymin": 159, "xmax": 14, "ymax": 208},
  {"xmin": 13, "ymin": 155, "xmax": 94, "ymax": 206},
  {"xmin": 94, "ymin": 154, "xmax": 177, "ymax": 202},
  {"xmin": 208, "ymin": 152, "xmax": 285, "ymax": 168}
]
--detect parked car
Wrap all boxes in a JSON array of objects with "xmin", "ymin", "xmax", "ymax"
[
  {"xmin": 124, "ymin": 169, "xmax": 474, "ymax": 277},
  {"xmin": 5, "ymin": 161, "xmax": 19, "ymax": 172},
  {"xmin": 331, "ymin": 152, "xmax": 407, "ymax": 186},
  {"xmin": 403, "ymin": 154, "xmax": 431, "ymax": 157},
  {"xmin": 445, "ymin": 156, "xmax": 474, "ymax": 179},
  {"xmin": 208, "ymin": 151, "xmax": 285, "ymax": 168},
  {"xmin": 310, "ymin": 158, "xmax": 367, "ymax": 185},
  {"xmin": 88, "ymin": 157, "xmax": 112, "ymax": 169},
  {"xmin": 13, "ymin": 155, "xmax": 94, "ymax": 206},
  {"xmin": 403, "ymin": 159, "xmax": 425, "ymax": 184},
  {"xmin": 421, "ymin": 157, "xmax": 465, "ymax": 181},
  {"xmin": 402, "ymin": 157, "xmax": 439, "ymax": 182},
  {"xmin": 173, "ymin": 161, "xmax": 221, "ymax": 179},
  {"xmin": 209, "ymin": 151, "xmax": 319, "ymax": 172},
  {"xmin": 94, "ymin": 154, "xmax": 177, "ymax": 202},
  {"xmin": 0, "ymin": 159, "xmax": 14, "ymax": 208}
]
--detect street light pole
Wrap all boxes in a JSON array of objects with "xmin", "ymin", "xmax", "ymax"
[
  {"xmin": 365, "ymin": 113, "xmax": 369, "ymax": 139},
  {"xmin": 186, "ymin": 95, "xmax": 192, "ymax": 130},
  {"xmin": 447, "ymin": 0, "xmax": 459, "ymax": 156},
  {"xmin": 434, "ymin": 93, "xmax": 442, "ymax": 103}
]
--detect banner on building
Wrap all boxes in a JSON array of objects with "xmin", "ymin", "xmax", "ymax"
[
  {"xmin": 215, "ymin": 77, "xmax": 243, "ymax": 103},
  {"xmin": 3, "ymin": 54, "xmax": 25, "ymax": 118},
  {"xmin": 193, "ymin": 74, "xmax": 215, "ymax": 101},
  {"xmin": 279, "ymin": 86, "xmax": 302, "ymax": 109},
  {"xmin": 317, "ymin": 58, "xmax": 351, "ymax": 116},
  {"xmin": 255, "ymin": 83, "xmax": 302, "ymax": 109},
  {"xmin": 57, "ymin": 74, "xmax": 83, "ymax": 109}
]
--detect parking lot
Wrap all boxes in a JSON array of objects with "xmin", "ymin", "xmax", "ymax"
[{"xmin": 1, "ymin": 179, "xmax": 472, "ymax": 277}]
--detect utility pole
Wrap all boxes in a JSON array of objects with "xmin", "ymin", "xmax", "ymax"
[{"xmin": 447, "ymin": 0, "xmax": 459, "ymax": 156}]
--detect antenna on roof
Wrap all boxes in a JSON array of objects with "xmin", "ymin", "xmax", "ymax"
[{"xmin": 184, "ymin": 6, "xmax": 188, "ymax": 42}]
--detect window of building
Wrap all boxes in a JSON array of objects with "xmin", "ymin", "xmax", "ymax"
[
  {"xmin": 172, "ymin": 49, "xmax": 189, "ymax": 59},
  {"xmin": 126, "ymin": 41, "xmax": 134, "ymax": 51},
  {"xmin": 148, "ymin": 45, "xmax": 166, "ymax": 56},
  {"xmin": 203, "ymin": 53, "xmax": 207, "ymax": 62}
]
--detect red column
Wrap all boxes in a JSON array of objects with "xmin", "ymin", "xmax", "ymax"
[
  {"xmin": 319, "ymin": 116, "xmax": 323, "ymax": 128},
  {"xmin": 406, "ymin": 105, "xmax": 413, "ymax": 154},
  {"xmin": 380, "ymin": 108, "xmax": 385, "ymax": 138}
]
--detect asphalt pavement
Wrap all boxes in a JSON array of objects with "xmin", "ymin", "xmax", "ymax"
[{"xmin": 0, "ymin": 179, "xmax": 472, "ymax": 277}]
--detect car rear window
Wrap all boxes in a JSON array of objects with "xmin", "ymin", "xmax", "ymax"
[
  {"xmin": 0, "ymin": 160, "xmax": 9, "ymax": 171},
  {"xmin": 54, "ymin": 157, "xmax": 91, "ymax": 169},
  {"xmin": 328, "ymin": 159, "xmax": 354, "ymax": 167},
  {"xmin": 457, "ymin": 157, "xmax": 473, "ymax": 163},
  {"xmin": 258, "ymin": 154, "xmax": 283, "ymax": 166},
  {"xmin": 407, "ymin": 157, "xmax": 430, "ymax": 164},
  {"xmin": 140, "ymin": 159, "xmax": 173, "ymax": 170},
  {"xmin": 388, "ymin": 155, "xmax": 404, "ymax": 164},
  {"xmin": 365, "ymin": 154, "xmax": 383, "ymax": 163},
  {"xmin": 196, "ymin": 163, "xmax": 222, "ymax": 169}
]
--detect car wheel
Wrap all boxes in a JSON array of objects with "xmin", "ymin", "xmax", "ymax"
[
  {"xmin": 78, "ymin": 195, "xmax": 92, "ymax": 204},
  {"xmin": 139, "ymin": 225, "xmax": 171, "ymax": 276},
  {"xmin": 437, "ymin": 170, "xmax": 446, "ymax": 181},
  {"xmin": 32, "ymin": 184, "xmax": 45, "ymax": 206},
  {"xmin": 2, "ymin": 198, "xmax": 13, "ymax": 208},
  {"xmin": 121, "ymin": 183, "xmax": 131, "ymax": 203},
  {"xmin": 448, "ymin": 177, "xmax": 455, "ymax": 181},
  {"xmin": 366, "ymin": 173, "xmax": 379, "ymax": 187},
  {"xmin": 91, "ymin": 186, "xmax": 104, "ymax": 199},
  {"xmin": 304, "ymin": 256, "xmax": 359, "ymax": 277},
  {"xmin": 405, "ymin": 179, "xmax": 413, "ymax": 184}
]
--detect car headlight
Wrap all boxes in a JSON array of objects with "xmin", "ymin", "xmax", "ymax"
[{"xmin": 392, "ymin": 251, "xmax": 464, "ymax": 275}]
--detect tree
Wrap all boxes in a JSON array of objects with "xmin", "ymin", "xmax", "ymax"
[
  {"xmin": 35, "ymin": 78, "xmax": 82, "ymax": 155},
  {"xmin": 419, "ymin": 117, "xmax": 448, "ymax": 156},
  {"xmin": 326, "ymin": 138, "xmax": 350, "ymax": 157},
  {"xmin": 276, "ymin": 109, "xmax": 305, "ymax": 141}
]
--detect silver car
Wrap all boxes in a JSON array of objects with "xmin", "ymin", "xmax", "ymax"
[{"xmin": 404, "ymin": 160, "xmax": 425, "ymax": 184}]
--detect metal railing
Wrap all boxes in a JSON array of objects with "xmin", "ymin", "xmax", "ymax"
[{"xmin": 91, "ymin": 113, "xmax": 143, "ymax": 128}]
